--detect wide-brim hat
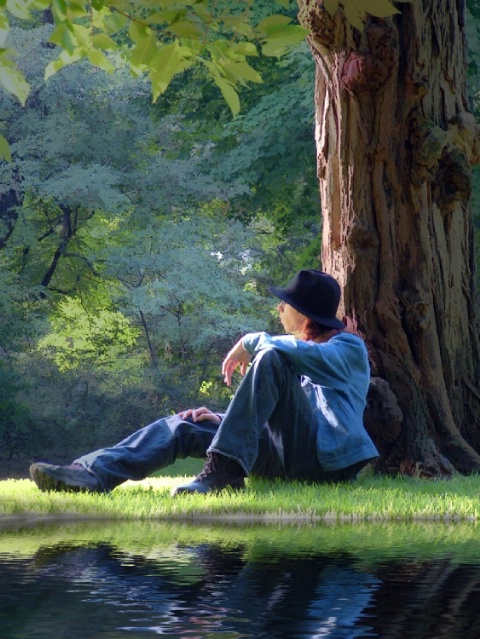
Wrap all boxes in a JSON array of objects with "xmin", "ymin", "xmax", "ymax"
[{"xmin": 269, "ymin": 269, "xmax": 345, "ymax": 330}]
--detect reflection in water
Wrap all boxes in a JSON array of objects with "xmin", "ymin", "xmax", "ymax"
[{"xmin": 1, "ymin": 522, "xmax": 480, "ymax": 638}]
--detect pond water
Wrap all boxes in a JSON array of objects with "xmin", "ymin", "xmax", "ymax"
[{"xmin": 1, "ymin": 520, "xmax": 480, "ymax": 638}]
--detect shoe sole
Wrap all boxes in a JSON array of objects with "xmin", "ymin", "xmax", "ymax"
[{"xmin": 30, "ymin": 465, "xmax": 99, "ymax": 493}]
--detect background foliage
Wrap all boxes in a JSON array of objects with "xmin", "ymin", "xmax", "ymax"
[
  {"xmin": 0, "ymin": 16, "xmax": 319, "ymax": 459},
  {"xmin": 1, "ymin": 0, "xmax": 480, "ymax": 462}
]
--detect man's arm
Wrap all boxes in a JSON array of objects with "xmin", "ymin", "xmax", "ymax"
[{"xmin": 221, "ymin": 339, "xmax": 253, "ymax": 387}]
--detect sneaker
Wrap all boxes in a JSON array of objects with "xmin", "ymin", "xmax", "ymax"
[
  {"xmin": 171, "ymin": 452, "xmax": 245, "ymax": 496},
  {"xmin": 30, "ymin": 462, "xmax": 103, "ymax": 493}
]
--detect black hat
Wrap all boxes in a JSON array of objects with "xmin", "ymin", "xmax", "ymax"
[{"xmin": 269, "ymin": 269, "xmax": 345, "ymax": 330}]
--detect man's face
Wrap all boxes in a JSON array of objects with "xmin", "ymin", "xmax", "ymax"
[{"xmin": 276, "ymin": 300, "xmax": 306, "ymax": 335}]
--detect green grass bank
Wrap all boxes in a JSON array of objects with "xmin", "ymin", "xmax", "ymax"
[{"xmin": 2, "ymin": 461, "xmax": 480, "ymax": 524}]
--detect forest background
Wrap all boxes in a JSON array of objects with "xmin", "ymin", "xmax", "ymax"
[{"xmin": 1, "ymin": 0, "xmax": 480, "ymax": 465}]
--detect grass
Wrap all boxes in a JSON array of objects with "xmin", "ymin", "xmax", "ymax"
[{"xmin": 2, "ymin": 459, "xmax": 480, "ymax": 524}]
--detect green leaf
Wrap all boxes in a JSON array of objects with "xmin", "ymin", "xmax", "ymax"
[
  {"xmin": 6, "ymin": 0, "xmax": 31, "ymax": 20},
  {"xmin": 32, "ymin": 0, "xmax": 53, "ymax": 9},
  {"xmin": 235, "ymin": 42, "xmax": 258, "ymax": 57},
  {"xmin": 257, "ymin": 15, "xmax": 293, "ymax": 33},
  {"xmin": 149, "ymin": 42, "xmax": 193, "ymax": 101},
  {"xmin": 0, "ymin": 61, "xmax": 29, "ymax": 104},
  {"xmin": 145, "ymin": 11, "xmax": 172, "ymax": 25},
  {"xmin": 130, "ymin": 31, "xmax": 158, "ymax": 68},
  {"xmin": 146, "ymin": 9, "xmax": 186, "ymax": 24},
  {"xmin": 213, "ymin": 76, "xmax": 240, "ymax": 116},
  {"xmin": 0, "ymin": 13, "xmax": 9, "ymax": 47},
  {"xmin": 44, "ymin": 50, "xmax": 81, "ymax": 80},
  {"xmin": 92, "ymin": 33, "xmax": 117, "ymax": 50},
  {"xmin": 360, "ymin": 0, "xmax": 400, "ymax": 17},
  {"xmin": 104, "ymin": 10, "xmax": 128, "ymax": 33},
  {"xmin": 44, "ymin": 56, "xmax": 64, "ymax": 80},
  {"xmin": 192, "ymin": 1, "xmax": 211, "ymax": 21},
  {"xmin": 341, "ymin": 0, "xmax": 401, "ymax": 27},
  {"xmin": 261, "ymin": 25, "xmax": 309, "ymax": 57},
  {"xmin": 66, "ymin": 0, "xmax": 89, "ymax": 19},
  {"xmin": 343, "ymin": 2, "xmax": 366, "ymax": 31},
  {"xmin": 87, "ymin": 48, "xmax": 115, "ymax": 72},
  {"xmin": 48, "ymin": 22, "xmax": 77, "ymax": 53},
  {"xmin": 167, "ymin": 20, "xmax": 205, "ymax": 39},
  {"xmin": 224, "ymin": 61, "xmax": 263, "ymax": 85},
  {"xmin": 234, "ymin": 21, "xmax": 256, "ymax": 39},
  {"xmin": 323, "ymin": 0, "xmax": 340, "ymax": 14},
  {"xmin": 0, "ymin": 134, "xmax": 11, "ymax": 162},
  {"xmin": 52, "ymin": 0, "xmax": 67, "ymax": 21},
  {"xmin": 71, "ymin": 23, "xmax": 91, "ymax": 48},
  {"xmin": 129, "ymin": 21, "xmax": 150, "ymax": 44}
]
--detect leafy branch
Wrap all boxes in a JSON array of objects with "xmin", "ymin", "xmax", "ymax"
[{"xmin": 0, "ymin": 0, "xmax": 408, "ymax": 159}]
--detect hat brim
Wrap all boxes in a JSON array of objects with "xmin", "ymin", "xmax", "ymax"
[{"xmin": 269, "ymin": 285, "xmax": 345, "ymax": 330}]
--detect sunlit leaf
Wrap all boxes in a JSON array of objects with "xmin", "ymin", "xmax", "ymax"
[
  {"xmin": 104, "ymin": 9, "xmax": 128, "ymax": 32},
  {"xmin": 52, "ymin": 0, "xmax": 67, "ymax": 21},
  {"xmin": 0, "ymin": 134, "xmax": 11, "ymax": 162},
  {"xmin": 341, "ymin": 0, "xmax": 403, "ymax": 29},
  {"xmin": 92, "ymin": 33, "xmax": 117, "ymax": 50},
  {"xmin": 87, "ymin": 48, "xmax": 115, "ymax": 72},
  {"xmin": 192, "ymin": 1, "xmax": 210, "ymax": 21},
  {"xmin": 0, "ymin": 61, "xmax": 29, "ymax": 104},
  {"xmin": 234, "ymin": 21, "xmax": 256, "ymax": 39},
  {"xmin": 66, "ymin": 0, "xmax": 89, "ymax": 19},
  {"xmin": 130, "ymin": 31, "xmax": 158, "ymax": 67},
  {"xmin": 6, "ymin": 0, "xmax": 31, "ymax": 20},
  {"xmin": 224, "ymin": 61, "xmax": 263, "ymax": 85},
  {"xmin": 0, "ymin": 13, "xmax": 8, "ymax": 47},
  {"xmin": 129, "ymin": 21, "xmax": 150, "ymax": 44},
  {"xmin": 167, "ymin": 20, "xmax": 205, "ymax": 38},
  {"xmin": 48, "ymin": 22, "xmax": 77, "ymax": 53},
  {"xmin": 71, "ymin": 23, "xmax": 92, "ymax": 48},
  {"xmin": 261, "ymin": 25, "xmax": 309, "ymax": 58},
  {"xmin": 213, "ymin": 76, "xmax": 240, "ymax": 116},
  {"xmin": 323, "ymin": 0, "xmax": 340, "ymax": 14},
  {"xmin": 343, "ymin": 1, "xmax": 366, "ymax": 31},
  {"xmin": 32, "ymin": 0, "xmax": 53, "ymax": 9},
  {"xmin": 257, "ymin": 14, "xmax": 292, "ymax": 34},
  {"xmin": 149, "ymin": 42, "xmax": 193, "ymax": 101},
  {"xmin": 44, "ymin": 50, "xmax": 81, "ymax": 80},
  {"xmin": 230, "ymin": 41, "xmax": 258, "ymax": 57},
  {"xmin": 360, "ymin": 0, "xmax": 400, "ymax": 17}
]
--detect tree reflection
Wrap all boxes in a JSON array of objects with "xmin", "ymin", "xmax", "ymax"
[
  {"xmin": 2, "ymin": 540, "xmax": 378, "ymax": 638},
  {"xmin": 2, "ymin": 536, "xmax": 480, "ymax": 639}
]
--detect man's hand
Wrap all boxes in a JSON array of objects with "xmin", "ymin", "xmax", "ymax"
[
  {"xmin": 222, "ymin": 339, "xmax": 252, "ymax": 387},
  {"xmin": 178, "ymin": 407, "xmax": 222, "ymax": 424}
]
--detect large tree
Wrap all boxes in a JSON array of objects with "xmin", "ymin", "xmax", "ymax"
[{"xmin": 298, "ymin": 0, "xmax": 480, "ymax": 476}]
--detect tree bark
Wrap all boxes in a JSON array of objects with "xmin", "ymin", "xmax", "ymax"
[{"xmin": 298, "ymin": 0, "xmax": 480, "ymax": 475}]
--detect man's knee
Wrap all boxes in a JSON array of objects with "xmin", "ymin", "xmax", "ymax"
[{"xmin": 251, "ymin": 348, "xmax": 290, "ymax": 373}]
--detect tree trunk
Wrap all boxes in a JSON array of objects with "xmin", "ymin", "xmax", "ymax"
[{"xmin": 298, "ymin": 0, "xmax": 480, "ymax": 475}]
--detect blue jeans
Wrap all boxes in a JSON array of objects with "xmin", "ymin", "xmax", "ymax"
[{"xmin": 77, "ymin": 349, "xmax": 364, "ymax": 491}]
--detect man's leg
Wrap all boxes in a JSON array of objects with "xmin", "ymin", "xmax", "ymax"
[
  {"xmin": 211, "ymin": 348, "xmax": 321, "ymax": 479},
  {"xmin": 30, "ymin": 415, "xmax": 219, "ymax": 493},
  {"xmin": 173, "ymin": 349, "xmax": 323, "ymax": 495}
]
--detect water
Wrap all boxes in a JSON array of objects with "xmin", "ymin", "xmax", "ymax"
[{"xmin": 1, "ymin": 520, "xmax": 480, "ymax": 638}]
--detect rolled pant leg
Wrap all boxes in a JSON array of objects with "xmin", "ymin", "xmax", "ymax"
[
  {"xmin": 75, "ymin": 415, "xmax": 219, "ymax": 491},
  {"xmin": 208, "ymin": 348, "xmax": 324, "ymax": 481}
]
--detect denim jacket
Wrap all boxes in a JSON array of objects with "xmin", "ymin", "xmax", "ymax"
[{"xmin": 242, "ymin": 331, "xmax": 379, "ymax": 471}]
